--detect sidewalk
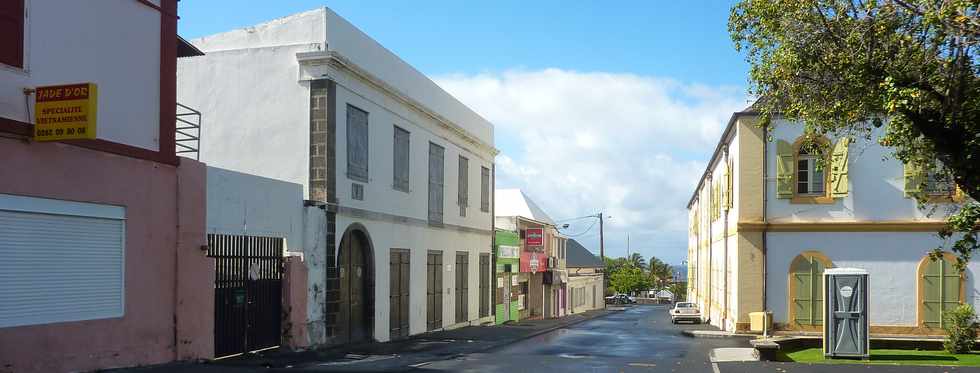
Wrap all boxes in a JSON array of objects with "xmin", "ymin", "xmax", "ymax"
[{"xmin": 113, "ymin": 308, "xmax": 614, "ymax": 373}]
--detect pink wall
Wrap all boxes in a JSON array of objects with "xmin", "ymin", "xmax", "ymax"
[
  {"xmin": 175, "ymin": 159, "xmax": 213, "ymax": 360},
  {"xmin": 283, "ymin": 255, "xmax": 310, "ymax": 349},
  {"xmin": 0, "ymin": 138, "xmax": 208, "ymax": 372}
]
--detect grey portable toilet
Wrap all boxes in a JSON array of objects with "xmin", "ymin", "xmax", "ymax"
[{"xmin": 823, "ymin": 268, "xmax": 869, "ymax": 359}]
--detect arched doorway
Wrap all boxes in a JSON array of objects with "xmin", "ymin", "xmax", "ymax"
[{"xmin": 338, "ymin": 225, "xmax": 374, "ymax": 343}]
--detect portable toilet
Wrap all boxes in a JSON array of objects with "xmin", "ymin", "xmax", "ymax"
[{"xmin": 823, "ymin": 268, "xmax": 870, "ymax": 359}]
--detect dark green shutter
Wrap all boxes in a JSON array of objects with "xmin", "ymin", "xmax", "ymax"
[
  {"xmin": 922, "ymin": 256, "xmax": 961, "ymax": 328},
  {"xmin": 792, "ymin": 255, "xmax": 825, "ymax": 325}
]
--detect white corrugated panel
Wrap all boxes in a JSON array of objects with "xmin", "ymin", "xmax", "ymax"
[{"xmin": 0, "ymin": 201, "xmax": 125, "ymax": 328}]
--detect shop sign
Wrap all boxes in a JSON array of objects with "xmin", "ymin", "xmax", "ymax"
[
  {"xmin": 525, "ymin": 228, "xmax": 544, "ymax": 246},
  {"xmin": 498, "ymin": 245, "xmax": 519, "ymax": 259},
  {"xmin": 34, "ymin": 83, "xmax": 98, "ymax": 141}
]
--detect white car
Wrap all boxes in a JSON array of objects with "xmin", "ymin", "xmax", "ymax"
[{"xmin": 670, "ymin": 302, "xmax": 701, "ymax": 324}]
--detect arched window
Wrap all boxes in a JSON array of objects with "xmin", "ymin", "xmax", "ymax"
[
  {"xmin": 789, "ymin": 251, "xmax": 833, "ymax": 327},
  {"xmin": 918, "ymin": 253, "xmax": 964, "ymax": 328}
]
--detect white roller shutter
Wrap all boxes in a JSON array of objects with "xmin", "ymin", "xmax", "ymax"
[{"xmin": 0, "ymin": 194, "xmax": 125, "ymax": 328}]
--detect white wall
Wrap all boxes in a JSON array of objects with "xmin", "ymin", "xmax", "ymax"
[
  {"xmin": 335, "ymin": 216, "xmax": 492, "ymax": 342},
  {"xmin": 765, "ymin": 121, "xmax": 951, "ymax": 222},
  {"xmin": 206, "ymin": 166, "xmax": 304, "ymax": 251},
  {"xmin": 766, "ymin": 232, "xmax": 979, "ymax": 326},
  {"xmin": 177, "ymin": 45, "xmax": 313, "ymax": 195},
  {"xmin": 0, "ymin": 0, "xmax": 161, "ymax": 150}
]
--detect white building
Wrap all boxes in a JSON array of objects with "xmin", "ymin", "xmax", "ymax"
[
  {"xmin": 686, "ymin": 104, "xmax": 977, "ymax": 335},
  {"xmin": 178, "ymin": 8, "xmax": 496, "ymax": 345}
]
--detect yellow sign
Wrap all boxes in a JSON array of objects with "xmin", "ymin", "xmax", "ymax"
[{"xmin": 34, "ymin": 83, "xmax": 98, "ymax": 141}]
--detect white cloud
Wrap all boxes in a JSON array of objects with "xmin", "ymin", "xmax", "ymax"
[{"xmin": 436, "ymin": 69, "xmax": 746, "ymax": 264}]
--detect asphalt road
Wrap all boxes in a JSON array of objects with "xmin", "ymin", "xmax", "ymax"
[{"xmin": 413, "ymin": 305, "xmax": 747, "ymax": 373}]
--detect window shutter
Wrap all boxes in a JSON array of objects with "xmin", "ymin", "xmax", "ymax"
[
  {"xmin": 776, "ymin": 140, "xmax": 794, "ymax": 199},
  {"xmin": 791, "ymin": 255, "xmax": 825, "ymax": 326},
  {"xmin": 0, "ymin": 0, "xmax": 24, "ymax": 68},
  {"xmin": 480, "ymin": 167, "xmax": 490, "ymax": 212},
  {"xmin": 830, "ymin": 138, "xmax": 850, "ymax": 198},
  {"xmin": 393, "ymin": 126, "xmax": 410, "ymax": 192},
  {"xmin": 428, "ymin": 143, "xmax": 445, "ymax": 223},
  {"xmin": 346, "ymin": 105, "xmax": 369, "ymax": 182},
  {"xmin": 920, "ymin": 256, "xmax": 960, "ymax": 328},
  {"xmin": 904, "ymin": 162, "xmax": 924, "ymax": 197},
  {"xmin": 458, "ymin": 156, "xmax": 468, "ymax": 217},
  {"xmin": 724, "ymin": 162, "xmax": 733, "ymax": 210}
]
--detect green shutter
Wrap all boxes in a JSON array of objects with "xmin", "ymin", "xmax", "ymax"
[
  {"xmin": 922, "ymin": 256, "xmax": 962, "ymax": 328},
  {"xmin": 776, "ymin": 140, "xmax": 794, "ymax": 199},
  {"xmin": 904, "ymin": 162, "xmax": 924, "ymax": 197},
  {"xmin": 831, "ymin": 138, "xmax": 850, "ymax": 198},
  {"xmin": 791, "ymin": 255, "xmax": 825, "ymax": 325}
]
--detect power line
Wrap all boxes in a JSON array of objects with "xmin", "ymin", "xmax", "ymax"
[{"xmin": 562, "ymin": 220, "xmax": 598, "ymax": 237}]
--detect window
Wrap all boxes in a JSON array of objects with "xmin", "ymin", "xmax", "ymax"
[
  {"xmin": 0, "ymin": 194, "xmax": 125, "ymax": 328},
  {"xmin": 351, "ymin": 183, "xmax": 364, "ymax": 200},
  {"xmin": 392, "ymin": 126, "xmax": 410, "ymax": 192},
  {"xmin": 925, "ymin": 168, "xmax": 955, "ymax": 195},
  {"xmin": 458, "ymin": 155, "xmax": 468, "ymax": 217},
  {"xmin": 789, "ymin": 252, "xmax": 832, "ymax": 327},
  {"xmin": 0, "ymin": 0, "xmax": 24, "ymax": 68},
  {"xmin": 905, "ymin": 161, "xmax": 961, "ymax": 200},
  {"xmin": 480, "ymin": 166, "xmax": 490, "ymax": 212},
  {"xmin": 428, "ymin": 142, "xmax": 445, "ymax": 224},
  {"xmin": 796, "ymin": 148, "xmax": 825, "ymax": 195},
  {"xmin": 346, "ymin": 105, "xmax": 369, "ymax": 182},
  {"xmin": 918, "ymin": 253, "xmax": 963, "ymax": 328}
]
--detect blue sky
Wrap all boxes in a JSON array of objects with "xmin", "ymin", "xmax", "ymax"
[{"xmin": 179, "ymin": 1, "xmax": 751, "ymax": 265}]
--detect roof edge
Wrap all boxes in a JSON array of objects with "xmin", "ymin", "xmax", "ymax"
[{"xmin": 686, "ymin": 110, "xmax": 760, "ymax": 209}]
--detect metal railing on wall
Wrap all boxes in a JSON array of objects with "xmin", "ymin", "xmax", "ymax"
[{"xmin": 176, "ymin": 103, "xmax": 201, "ymax": 160}]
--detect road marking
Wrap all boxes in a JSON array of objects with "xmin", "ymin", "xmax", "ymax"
[
  {"xmin": 712, "ymin": 362, "xmax": 721, "ymax": 373},
  {"xmin": 628, "ymin": 362, "xmax": 656, "ymax": 367}
]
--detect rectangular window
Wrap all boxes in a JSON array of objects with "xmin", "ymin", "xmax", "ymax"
[
  {"xmin": 346, "ymin": 104, "xmax": 369, "ymax": 182},
  {"xmin": 392, "ymin": 125, "xmax": 410, "ymax": 192},
  {"xmin": 925, "ymin": 162, "xmax": 954, "ymax": 195},
  {"xmin": 351, "ymin": 183, "xmax": 364, "ymax": 201},
  {"xmin": 796, "ymin": 157, "xmax": 824, "ymax": 195},
  {"xmin": 480, "ymin": 166, "xmax": 490, "ymax": 212},
  {"xmin": 0, "ymin": 0, "xmax": 24, "ymax": 68},
  {"xmin": 458, "ymin": 155, "xmax": 469, "ymax": 217},
  {"xmin": 428, "ymin": 142, "xmax": 445, "ymax": 224},
  {"xmin": 0, "ymin": 194, "xmax": 125, "ymax": 328}
]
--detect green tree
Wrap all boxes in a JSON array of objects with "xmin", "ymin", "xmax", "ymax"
[
  {"xmin": 670, "ymin": 282, "xmax": 688, "ymax": 302},
  {"xmin": 730, "ymin": 0, "xmax": 980, "ymax": 267},
  {"xmin": 609, "ymin": 265, "xmax": 652, "ymax": 295},
  {"xmin": 648, "ymin": 256, "xmax": 674, "ymax": 291},
  {"xmin": 627, "ymin": 253, "xmax": 646, "ymax": 269}
]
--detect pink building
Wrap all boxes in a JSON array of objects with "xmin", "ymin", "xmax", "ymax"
[{"xmin": 0, "ymin": 1, "xmax": 214, "ymax": 371}]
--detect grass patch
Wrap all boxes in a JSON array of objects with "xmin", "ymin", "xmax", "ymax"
[{"xmin": 778, "ymin": 347, "xmax": 980, "ymax": 367}]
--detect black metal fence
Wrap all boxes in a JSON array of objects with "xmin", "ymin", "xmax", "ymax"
[{"xmin": 208, "ymin": 234, "xmax": 283, "ymax": 358}]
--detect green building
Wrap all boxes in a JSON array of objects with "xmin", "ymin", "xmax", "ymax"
[{"xmin": 494, "ymin": 229, "xmax": 523, "ymax": 324}]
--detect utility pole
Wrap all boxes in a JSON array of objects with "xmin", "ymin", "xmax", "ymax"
[{"xmin": 598, "ymin": 212, "xmax": 604, "ymax": 261}]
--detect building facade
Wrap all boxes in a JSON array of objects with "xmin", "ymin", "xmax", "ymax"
[
  {"xmin": 494, "ymin": 229, "xmax": 523, "ymax": 324},
  {"xmin": 177, "ymin": 7, "xmax": 496, "ymax": 345},
  {"xmin": 0, "ymin": 1, "xmax": 213, "ymax": 372},
  {"xmin": 495, "ymin": 189, "xmax": 568, "ymax": 320},
  {"xmin": 565, "ymin": 239, "xmax": 605, "ymax": 314},
  {"xmin": 686, "ymin": 106, "xmax": 977, "ymax": 335}
]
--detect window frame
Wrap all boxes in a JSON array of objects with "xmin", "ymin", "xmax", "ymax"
[
  {"xmin": 480, "ymin": 166, "xmax": 490, "ymax": 213},
  {"xmin": 791, "ymin": 137, "xmax": 834, "ymax": 204}
]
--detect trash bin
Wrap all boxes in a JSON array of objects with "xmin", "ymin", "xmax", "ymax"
[
  {"xmin": 823, "ymin": 268, "xmax": 869, "ymax": 359},
  {"xmin": 749, "ymin": 311, "xmax": 772, "ymax": 332}
]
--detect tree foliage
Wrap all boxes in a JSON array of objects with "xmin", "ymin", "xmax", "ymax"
[
  {"xmin": 730, "ymin": 0, "xmax": 980, "ymax": 266},
  {"xmin": 648, "ymin": 256, "xmax": 674, "ymax": 290},
  {"xmin": 609, "ymin": 265, "xmax": 651, "ymax": 295}
]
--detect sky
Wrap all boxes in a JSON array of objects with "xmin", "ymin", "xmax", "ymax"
[{"xmin": 179, "ymin": 1, "xmax": 752, "ymax": 265}]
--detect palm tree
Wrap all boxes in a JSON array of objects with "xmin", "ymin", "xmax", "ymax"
[
  {"xmin": 627, "ymin": 253, "xmax": 646, "ymax": 269},
  {"xmin": 648, "ymin": 256, "xmax": 673, "ymax": 291}
]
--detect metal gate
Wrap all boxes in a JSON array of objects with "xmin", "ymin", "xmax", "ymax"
[{"xmin": 208, "ymin": 234, "xmax": 283, "ymax": 358}]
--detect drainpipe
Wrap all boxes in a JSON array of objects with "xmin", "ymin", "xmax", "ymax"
[
  {"xmin": 762, "ymin": 122, "xmax": 770, "ymax": 331},
  {"xmin": 706, "ymin": 172, "xmax": 712, "ymax": 325},
  {"xmin": 722, "ymin": 146, "xmax": 730, "ymax": 331}
]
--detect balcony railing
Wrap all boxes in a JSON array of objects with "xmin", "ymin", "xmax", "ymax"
[{"xmin": 176, "ymin": 103, "xmax": 201, "ymax": 160}]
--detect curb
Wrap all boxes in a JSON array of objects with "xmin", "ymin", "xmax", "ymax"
[{"xmin": 681, "ymin": 330, "xmax": 758, "ymax": 339}]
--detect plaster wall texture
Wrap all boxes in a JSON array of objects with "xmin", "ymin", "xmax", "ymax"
[
  {"xmin": 0, "ymin": 0, "xmax": 162, "ymax": 150},
  {"xmin": 765, "ymin": 121, "xmax": 950, "ymax": 222},
  {"xmin": 335, "ymin": 216, "xmax": 491, "ymax": 342},
  {"xmin": 765, "ymin": 231, "xmax": 980, "ymax": 326},
  {"xmin": 567, "ymin": 274, "xmax": 604, "ymax": 314},
  {"xmin": 177, "ymin": 46, "xmax": 313, "ymax": 195},
  {"xmin": 0, "ymin": 139, "xmax": 206, "ymax": 372}
]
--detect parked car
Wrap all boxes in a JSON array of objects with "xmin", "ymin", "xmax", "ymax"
[
  {"xmin": 670, "ymin": 302, "xmax": 701, "ymax": 324},
  {"xmin": 605, "ymin": 294, "xmax": 636, "ymax": 305}
]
